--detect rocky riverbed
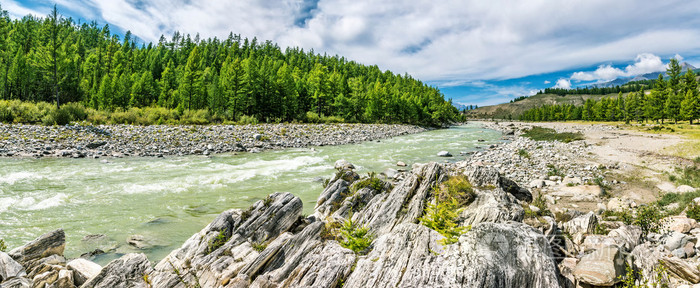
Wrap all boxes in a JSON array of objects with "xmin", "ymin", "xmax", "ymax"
[
  {"xmin": 0, "ymin": 123, "xmax": 428, "ymax": 158},
  {"xmin": 2, "ymin": 122, "xmax": 700, "ymax": 287}
]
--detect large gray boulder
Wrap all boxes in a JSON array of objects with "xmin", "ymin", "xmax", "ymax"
[
  {"xmin": 464, "ymin": 164, "xmax": 532, "ymax": 202},
  {"xmin": 562, "ymin": 211, "xmax": 597, "ymax": 236},
  {"xmin": 345, "ymin": 222, "xmax": 561, "ymax": 288},
  {"xmin": 573, "ymin": 246, "xmax": 625, "ymax": 286},
  {"xmin": 9, "ymin": 229, "xmax": 65, "ymax": 268},
  {"xmin": 67, "ymin": 258, "xmax": 102, "ymax": 286},
  {"xmin": 0, "ymin": 251, "xmax": 26, "ymax": 282},
  {"xmin": 0, "ymin": 276, "xmax": 32, "ymax": 288},
  {"xmin": 458, "ymin": 187, "xmax": 524, "ymax": 227},
  {"xmin": 81, "ymin": 253, "xmax": 152, "ymax": 288},
  {"xmin": 660, "ymin": 256, "xmax": 700, "ymax": 284}
]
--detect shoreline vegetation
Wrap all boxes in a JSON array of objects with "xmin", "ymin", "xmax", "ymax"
[{"xmin": 0, "ymin": 6, "xmax": 462, "ymax": 128}]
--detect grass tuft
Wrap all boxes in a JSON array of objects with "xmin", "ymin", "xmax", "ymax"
[{"xmin": 522, "ymin": 126, "xmax": 584, "ymax": 143}]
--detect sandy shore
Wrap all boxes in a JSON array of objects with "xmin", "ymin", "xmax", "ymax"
[{"xmin": 470, "ymin": 120, "xmax": 697, "ymax": 212}]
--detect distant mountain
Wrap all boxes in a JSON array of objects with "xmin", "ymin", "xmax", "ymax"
[
  {"xmin": 465, "ymin": 93, "xmax": 616, "ymax": 119},
  {"xmin": 453, "ymin": 103, "xmax": 468, "ymax": 111},
  {"xmin": 591, "ymin": 62, "xmax": 696, "ymax": 88}
]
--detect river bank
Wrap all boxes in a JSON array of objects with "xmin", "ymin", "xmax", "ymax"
[
  {"xmin": 0, "ymin": 123, "xmax": 428, "ymax": 158},
  {"xmin": 2, "ymin": 121, "xmax": 700, "ymax": 287}
]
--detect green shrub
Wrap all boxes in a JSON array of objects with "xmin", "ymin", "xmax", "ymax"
[
  {"xmin": 181, "ymin": 109, "xmax": 210, "ymax": 125},
  {"xmin": 339, "ymin": 219, "xmax": 373, "ymax": 254},
  {"xmin": 305, "ymin": 111, "xmax": 321, "ymax": 123},
  {"xmin": 237, "ymin": 114, "xmax": 258, "ymax": 125},
  {"xmin": 530, "ymin": 193, "xmax": 552, "ymax": 217},
  {"xmin": 0, "ymin": 238, "xmax": 6, "ymax": 252},
  {"xmin": 322, "ymin": 115, "xmax": 344, "ymax": 123},
  {"xmin": 517, "ymin": 149, "xmax": 530, "ymax": 159},
  {"xmin": 601, "ymin": 209, "xmax": 634, "ymax": 225},
  {"xmin": 546, "ymin": 164, "xmax": 565, "ymax": 178},
  {"xmin": 440, "ymin": 175, "xmax": 476, "ymax": 206},
  {"xmin": 522, "ymin": 126, "xmax": 584, "ymax": 143},
  {"xmin": 657, "ymin": 190, "xmax": 700, "ymax": 215},
  {"xmin": 686, "ymin": 203, "xmax": 700, "ymax": 221},
  {"xmin": 420, "ymin": 197, "xmax": 470, "ymax": 245},
  {"xmin": 635, "ymin": 204, "xmax": 665, "ymax": 238},
  {"xmin": 350, "ymin": 172, "xmax": 384, "ymax": 194},
  {"xmin": 206, "ymin": 229, "xmax": 229, "ymax": 255}
]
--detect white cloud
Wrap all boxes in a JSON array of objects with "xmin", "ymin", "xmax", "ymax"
[
  {"xmin": 544, "ymin": 80, "xmax": 551, "ymax": 84},
  {"xmin": 4, "ymin": 0, "xmax": 700, "ymax": 100},
  {"xmin": 570, "ymin": 53, "xmax": 668, "ymax": 82},
  {"xmin": 554, "ymin": 79, "xmax": 571, "ymax": 89}
]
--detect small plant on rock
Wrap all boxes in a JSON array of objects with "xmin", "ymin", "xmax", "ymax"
[
  {"xmin": 350, "ymin": 172, "xmax": 384, "ymax": 194},
  {"xmin": 339, "ymin": 219, "xmax": 374, "ymax": 254},
  {"xmin": 0, "ymin": 238, "xmax": 6, "ymax": 252},
  {"xmin": 251, "ymin": 241, "xmax": 267, "ymax": 252},
  {"xmin": 206, "ymin": 229, "xmax": 229, "ymax": 255},
  {"xmin": 686, "ymin": 202, "xmax": 700, "ymax": 221},
  {"xmin": 420, "ymin": 196, "xmax": 470, "ymax": 245},
  {"xmin": 440, "ymin": 175, "xmax": 476, "ymax": 206}
]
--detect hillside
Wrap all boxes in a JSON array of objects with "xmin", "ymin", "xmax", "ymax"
[{"xmin": 465, "ymin": 93, "xmax": 623, "ymax": 119}]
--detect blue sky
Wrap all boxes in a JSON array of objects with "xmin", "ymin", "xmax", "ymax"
[{"xmin": 3, "ymin": 0, "xmax": 700, "ymax": 107}]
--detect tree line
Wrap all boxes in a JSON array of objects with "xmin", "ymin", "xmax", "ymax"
[
  {"xmin": 538, "ymin": 82, "xmax": 653, "ymax": 96},
  {"xmin": 520, "ymin": 59, "xmax": 700, "ymax": 124},
  {"xmin": 0, "ymin": 5, "xmax": 462, "ymax": 126}
]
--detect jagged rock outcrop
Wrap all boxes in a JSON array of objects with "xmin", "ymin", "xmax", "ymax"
[
  {"xmin": 9, "ymin": 229, "xmax": 65, "ymax": 269},
  {"xmin": 5, "ymin": 161, "xmax": 567, "ymax": 288},
  {"xmin": 345, "ymin": 222, "xmax": 561, "ymax": 288},
  {"xmin": 150, "ymin": 192, "xmax": 304, "ymax": 287},
  {"xmin": 464, "ymin": 164, "xmax": 532, "ymax": 202},
  {"xmin": 458, "ymin": 187, "xmax": 524, "ymax": 226}
]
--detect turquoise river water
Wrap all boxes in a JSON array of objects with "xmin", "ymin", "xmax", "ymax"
[{"xmin": 0, "ymin": 124, "xmax": 502, "ymax": 265}]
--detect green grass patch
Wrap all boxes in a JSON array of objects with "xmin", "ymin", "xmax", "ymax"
[
  {"xmin": 657, "ymin": 190, "xmax": 700, "ymax": 215},
  {"xmin": 517, "ymin": 149, "xmax": 530, "ymax": 159},
  {"xmin": 350, "ymin": 172, "xmax": 384, "ymax": 194},
  {"xmin": 522, "ymin": 126, "xmax": 584, "ymax": 143},
  {"xmin": 206, "ymin": 229, "xmax": 229, "ymax": 255},
  {"xmin": 251, "ymin": 241, "xmax": 267, "ymax": 252}
]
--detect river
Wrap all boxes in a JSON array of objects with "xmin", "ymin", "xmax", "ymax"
[{"xmin": 0, "ymin": 123, "xmax": 502, "ymax": 265}]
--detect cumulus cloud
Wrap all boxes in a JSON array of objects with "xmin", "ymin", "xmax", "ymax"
[
  {"xmin": 554, "ymin": 79, "xmax": 571, "ymax": 89},
  {"xmin": 570, "ymin": 53, "xmax": 668, "ymax": 82},
  {"xmin": 5, "ymin": 0, "xmax": 700, "ymax": 103}
]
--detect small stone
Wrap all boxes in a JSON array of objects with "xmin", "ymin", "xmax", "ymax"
[
  {"xmin": 677, "ymin": 185, "xmax": 697, "ymax": 193},
  {"xmin": 396, "ymin": 161, "xmax": 407, "ymax": 167},
  {"xmin": 334, "ymin": 159, "xmax": 355, "ymax": 170},
  {"xmin": 437, "ymin": 151, "xmax": 452, "ymax": 157}
]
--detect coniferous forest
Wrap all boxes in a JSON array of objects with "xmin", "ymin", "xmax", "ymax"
[
  {"xmin": 520, "ymin": 59, "xmax": 700, "ymax": 124},
  {"xmin": 0, "ymin": 6, "xmax": 463, "ymax": 126}
]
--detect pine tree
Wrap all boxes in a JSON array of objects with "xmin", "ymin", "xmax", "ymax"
[{"xmin": 680, "ymin": 90, "xmax": 698, "ymax": 124}]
